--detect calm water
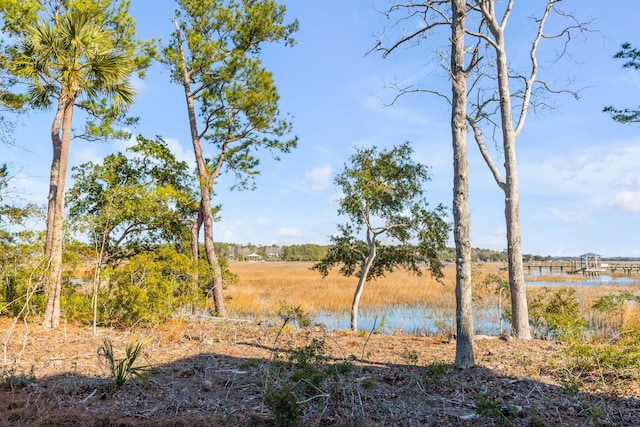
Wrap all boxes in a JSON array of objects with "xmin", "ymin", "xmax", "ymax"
[
  {"xmin": 311, "ymin": 274, "xmax": 639, "ymax": 335},
  {"xmin": 315, "ymin": 304, "xmax": 504, "ymax": 336},
  {"xmin": 526, "ymin": 274, "xmax": 640, "ymax": 287}
]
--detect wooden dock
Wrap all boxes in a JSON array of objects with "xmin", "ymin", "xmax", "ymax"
[{"xmin": 523, "ymin": 261, "xmax": 640, "ymax": 276}]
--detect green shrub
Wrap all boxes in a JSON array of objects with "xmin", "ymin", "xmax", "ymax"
[
  {"xmin": 528, "ymin": 287, "xmax": 587, "ymax": 341},
  {"xmin": 571, "ymin": 330, "xmax": 640, "ymax": 377},
  {"xmin": 0, "ymin": 249, "xmax": 46, "ymax": 318},
  {"xmin": 278, "ymin": 302, "xmax": 311, "ymax": 328},
  {"xmin": 0, "ymin": 366, "xmax": 36, "ymax": 390},
  {"xmin": 591, "ymin": 292, "xmax": 639, "ymax": 338},
  {"xmin": 264, "ymin": 384, "xmax": 301, "ymax": 427},
  {"xmin": 423, "ymin": 362, "xmax": 451, "ymax": 381},
  {"xmin": 105, "ymin": 247, "xmax": 209, "ymax": 325},
  {"xmin": 475, "ymin": 393, "xmax": 500, "ymax": 418}
]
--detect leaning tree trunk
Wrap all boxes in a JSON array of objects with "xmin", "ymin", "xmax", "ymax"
[
  {"xmin": 43, "ymin": 94, "xmax": 73, "ymax": 329},
  {"xmin": 350, "ymin": 231, "xmax": 377, "ymax": 332},
  {"xmin": 451, "ymin": 0, "xmax": 475, "ymax": 369}
]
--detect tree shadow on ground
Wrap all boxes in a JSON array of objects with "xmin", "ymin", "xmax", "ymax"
[{"xmin": 1, "ymin": 331, "xmax": 639, "ymax": 427}]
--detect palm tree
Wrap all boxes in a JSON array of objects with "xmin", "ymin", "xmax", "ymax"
[{"xmin": 11, "ymin": 10, "xmax": 135, "ymax": 328}]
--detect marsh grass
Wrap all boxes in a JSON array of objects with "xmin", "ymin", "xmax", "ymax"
[
  {"xmin": 226, "ymin": 262, "xmax": 458, "ymax": 320},
  {"xmin": 227, "ymin": 262, "xmax": 507, "ymax": 327},
  {"xmin": 226, "ymin": 262, "xmax": 640, "ymax": 338}
]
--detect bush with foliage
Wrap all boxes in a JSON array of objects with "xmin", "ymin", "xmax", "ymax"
[
  {"xmin": 98, "ymin": 247, "xmax": 210, "ymax": 326},
  {"xmin": 528, "ymin": 287, "xmax": 587, "ymax": 341}
]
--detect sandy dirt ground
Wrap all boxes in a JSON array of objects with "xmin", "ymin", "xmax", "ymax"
[{"xmin": 0, "ymin": 317, "xmax": 639, "ymax": 426}]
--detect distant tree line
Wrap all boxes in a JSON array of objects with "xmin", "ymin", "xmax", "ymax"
[{"xmin": 213, "ymin": 243, "xmax": 526, "ymax": 263}]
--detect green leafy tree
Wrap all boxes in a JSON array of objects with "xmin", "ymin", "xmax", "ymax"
[
  {"xmin": 281, "ymin": 244, "xmax": 328, "ymax": 262},
  {"xmin": 0, "ymin": 164, "xmax": 7, "ymax": 205},
  {"xmin": 67, "ymin": 135, "xmax": 198, "ymax": 265},
  {"xmin": 313, "ymin": 143, "xmax": 450, "ymax": 331},
  {"xmin": 604, "ymin": 43, "xmax": 640, "ymax": 123},
  {"xmin": 162, "ymin": 0, "xmax": 298, "ymax": 317},
  {"xmin": 2, "ymin": 0, "xmax": 153, "ymax": 328},
  {"xmin": 0, "ymin": 197, "xmax": 45, "ymax": 318},
  {"xmin": 67, "ymin": 135, "xmax": 198, "ymax": 332}
]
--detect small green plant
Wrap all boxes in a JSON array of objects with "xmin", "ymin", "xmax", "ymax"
[
  {"xmin": 288, "ymin": 337, "xmax": 328, "ymax": 387},
  {"xmin": 376, "ymin": 312, "xmax": 388, "ymax": 333},
  {"xmin": 570, "ymin": 330, "xmax": 640, "ymax": 381},
  {"xmin": 561, "ymin": 380, "xmax": 580, "ymax": 396},
  {"xmin": 98, "ymin": 337, "xmax": 151, "ymax": 388},
  {"xmin": 475, "ymin": 393, "xmax": 500, "ymax": 418},
  {"xmin": 1, "ymin": 366, "xmax": 36, "ymax": 390},
  {"xmin": 278, "ymin": 302, "xmax": 311, "ymax": 328},
  {"xmin": 360, "ymin": 376, "xmax": 374, "ymax": 389},
  {"xmin": 423, "ymin": 362, "xmax": 449, "ymax": 381},
  {"xmin": 238, "ymin": 358, "xmax": 262, "ymax": 370},
  {"xmin": 264, "ymin": 384, "xmax": 301, "ymax": 427},
  {"xmin": 332, "ymin": 361, "xmax": 353, "ymax": 376},
  {"xmin": 400, "ymin": 347, "xmax": 419, "ymax": 365}
]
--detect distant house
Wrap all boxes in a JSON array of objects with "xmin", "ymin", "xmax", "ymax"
[
  {"xmin": 245, "ymin": 253, "xmax": 262, "ymax": 262},
  {"xmin": 267, "ymin": 252, "xmax": 279, "ymax": 261}
]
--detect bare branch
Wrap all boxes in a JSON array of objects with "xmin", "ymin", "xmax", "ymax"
[
  {"xmin": 467, "ymin": 114, "xmax": 505, "ymax": 190},
  {"xmin": 370, "ymin": 2, "xmax": 451, "ymax": 58}
]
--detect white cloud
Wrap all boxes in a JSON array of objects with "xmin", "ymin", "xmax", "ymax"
[
  {"xmin": 305, "ymin": 166, "xmax": 333, "ymax": 191},
  {"xmin": 277, "ymin": 227, "xmax": 305, "ymax": 239},
  {"xmin": 257, "ymin": 216, "xmax": 271, "ymax": 225},
  {"xmin": 608, "ymin": 191, "xmax": 640, "ymax": 212},
  {"xmin": 329, "ymin": 191, "xmax": 344, "ymax": 206},
  {"xmin": 473, "ymin": 227, "xmax": 506, "ymax": 249},
  {"xmin": 72, "ymin": 144, "xmax": 107, "ymax": 166},
  {"xmin": 545, "ymin": 207, "xmax": 589, "ymax": 225},
  {"xmin": 163, "ymin": 137, "xmax": 193, "ymax": 165},
  {"xmin": 522, "ymin": 141, "xmax": 640, "ymax": 209}
]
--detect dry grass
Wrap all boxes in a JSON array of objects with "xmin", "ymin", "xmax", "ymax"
[
  {"xmin": 226, "ymin": 261, "xmax": 458, "ymax": 319},
  {"xmin": 226, "ymin": 262, "xmax": 516, "ymax": 319},
  {"xmin": 226, "ymin": 261, "xmax": 640, "ymax": 336}
]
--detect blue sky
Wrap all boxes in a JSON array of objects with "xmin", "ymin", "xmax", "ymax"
[{"xmin": 3, "ymin": 1, "xmax": 640, "ymax": 257}]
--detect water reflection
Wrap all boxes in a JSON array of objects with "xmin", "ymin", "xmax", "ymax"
[
  {"xmin": 315, "ymin": 304, "xmax": 505, "ymax": 336},
  {"xmin": 526, "ymin": 275, "xmax": 640, "ymax": 287},
  {"xmin": 312, "ymin": 275, "xmax": 640, "ymax": 335}
]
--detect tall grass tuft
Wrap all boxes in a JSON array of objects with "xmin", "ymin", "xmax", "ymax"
[{"xmin": 98, "ymin": 336, "xmax": 151, "ymax": 388}]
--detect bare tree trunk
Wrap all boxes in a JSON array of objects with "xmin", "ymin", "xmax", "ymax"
[
  {"xmin": 451, "ymin": 0, "xmax": 475, "ymax": 369},
  {"xmin": 471, "ymin": 0, "xmax": 568, "ymax": 339},
  {"xmin": 43, "ymin": 94, "xmax": 73, "ymax": 329},
  {"xmin": 503, "ymin": 144, "xmax": 530, "ymax": 338},
  {"xmin": 487, "ymin": 1, "xmax": 531, "ymax": 339},
  {"xmin": 200, "ymin": 189, "xmax": 226, "ymax": 317}
]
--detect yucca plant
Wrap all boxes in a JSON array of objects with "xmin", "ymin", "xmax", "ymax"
[{"xmin": 98, "ymin": 337, "xmax": 151, "ymax": 388}]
